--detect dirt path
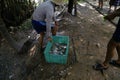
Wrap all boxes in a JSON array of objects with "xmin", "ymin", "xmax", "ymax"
[
  {"xmin": 64, "ymin": 1, "xmax": 120, "ymax": 80},
  {"xmin": 85, "ymin": 0, "xmax": 119, "ymax": 25},
  {"xmin": 0, "ymin": 1, "xmax": 120, "ymax": 80}
]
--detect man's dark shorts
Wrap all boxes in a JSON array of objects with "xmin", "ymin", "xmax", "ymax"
[
  {"xmin": 109, "ymin": 0, "xmax": 120, "ymax": 6},
  {"xmin": 112, "ymin": 18, "xmax": 120, "ymax": 42},
  {"xmin": 32, "ymin": 20, "xmax": 54, "ymax": 34},
  {"xmin": 114, "ymin": 0, "xmax": 120, "ymax": 6}
]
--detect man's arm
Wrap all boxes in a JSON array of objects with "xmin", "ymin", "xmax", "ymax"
[{"xmin": 46, "ymin": 8, "xmax": 54, "ymax": 41}]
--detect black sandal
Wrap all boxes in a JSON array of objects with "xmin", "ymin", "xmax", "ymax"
[
  {"xmin": 93, "ymin": 63, "xmax": 108, "ymax": 70},
  {"xmin": 109, "ymin": 60, "xmax": 120, "ymax": 67}
]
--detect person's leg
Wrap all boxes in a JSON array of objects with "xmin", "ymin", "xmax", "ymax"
[
  {"xmin": 114, "ymin": 6, "xmax": 117, "ymax": 11},
  {"xmin": 103, "ymin": 39, "xmax": 117, "ymax": 66},
  {"xmin": 108, "ymin": 5, "xmax": 112, "ymax": 13},
  {"xmin": 32, "ymin": 20, "xmax": 46, "ymax": 48},
  {"xmin": 116, "ymin": 43, "xmax": 120, "ymax": 63},
  {"xmin": 38, "ymin": 32, "xmax": 45, "ymax": 48},
  {"xmin": 98, "ymin": 0, "xmax": 100, "ymax": 8},
  {"xmin": 109, "ymin": 0, "xmax": 113, "ymax": 11},
  {"xmin": 93, "ymin": 39, "xmax": 116, "ymax": 70},
  {"xmin": 100, "ymin": 0, "xmax": 103, "ymax": 9}
]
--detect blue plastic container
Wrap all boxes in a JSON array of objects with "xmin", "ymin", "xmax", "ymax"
[{"xmin": 44, "ymin": 36, "xmax": 69, "ymax": 64}]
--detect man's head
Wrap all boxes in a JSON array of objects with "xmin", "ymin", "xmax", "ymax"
[{"xmin": 51, "ymin": 0, "xmax": 64, "ymax": 6}]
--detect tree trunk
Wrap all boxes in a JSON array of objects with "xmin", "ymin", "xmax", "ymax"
[
  {"xmin": 0, "ymin": 0, "xmax": 35, "ymax": 53},
  {"xmin": 0, "ymin": 17, "xmax": 21, "ymax": 52},
  {"xmin": 22, "ymin": 43, "xmax": 42, "ymax": 80}
]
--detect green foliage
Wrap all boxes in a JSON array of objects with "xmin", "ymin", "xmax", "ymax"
[
  {"xmin": 1, "ymin": 0, "xmax": 35, "ymax": 27},
  {"xmin": 64, "ymin": 0, "xmax": 68, "ymax": 3},
  {"xmin": 19, "ymin": 19, "xmax": 32, "ymax": 30},
  {"xmin": 78, "ymin": 0, "xmax": 85, "ymax": 2}
]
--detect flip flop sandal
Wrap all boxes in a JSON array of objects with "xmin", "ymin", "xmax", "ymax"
[
  {"xmin": 93, "ymin": 63, "xmax": 108, "ymax": 70},
  {"xmin": 109, "ymin": 60, "xmax": 120, "ymax": 67}
]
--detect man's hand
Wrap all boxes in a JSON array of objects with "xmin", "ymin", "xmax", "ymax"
[{"xmin": 48, "ymin": 36, "xmax": 52, "ymax": 42}]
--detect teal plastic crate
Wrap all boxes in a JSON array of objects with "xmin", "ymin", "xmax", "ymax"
[{"xmin": 44, "ymin": 36, "xmax": 69, "ymax": 64}]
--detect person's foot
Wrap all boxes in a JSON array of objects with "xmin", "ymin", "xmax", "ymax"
[
  {"xmin": 109, "ymin": 60, "xmax": 120, "ymax": 67},
  {"xmin": 93, "ymin": 63, "xmax": 109, "ymax": 70}
]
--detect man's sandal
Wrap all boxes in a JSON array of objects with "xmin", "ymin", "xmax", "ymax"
[
  {"xmin": 109, "ymin": 60, "xmax": 120, "ymax": 67},
  {"xmin": 93, "ymin": 63, "xmax": 108, "ymax": 70}
]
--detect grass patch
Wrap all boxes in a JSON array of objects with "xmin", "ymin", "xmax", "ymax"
[{"xmin": 19, "ymin": 19, "xmax": 32, "ymax": 30}]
